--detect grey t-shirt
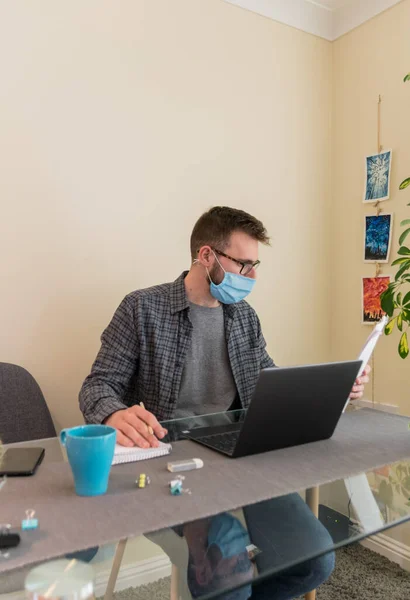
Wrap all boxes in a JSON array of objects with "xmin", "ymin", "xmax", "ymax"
[{"xmin": 175, "ymin": 302, "xmax": 238, "ymax": 418}]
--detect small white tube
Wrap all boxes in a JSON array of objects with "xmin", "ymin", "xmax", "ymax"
[{"xmin": 167, "ymin": 458, "xmax": 204, "ymax": 472}]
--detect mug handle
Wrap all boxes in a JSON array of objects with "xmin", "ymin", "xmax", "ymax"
[{"xmin": 60, "ymin": 429, "xmax": 68, "ymax": 446}]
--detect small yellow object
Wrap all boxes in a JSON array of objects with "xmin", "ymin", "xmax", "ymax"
[{"xmin": 136, "ymin": 473, "xmax": 150, "ymax": 489}]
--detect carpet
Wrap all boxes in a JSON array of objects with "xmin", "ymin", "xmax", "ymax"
[{"xmin": 104, "ymin": 544, "xmax": 410, "ymax": 599}]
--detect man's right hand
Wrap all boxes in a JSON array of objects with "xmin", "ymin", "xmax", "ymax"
[{"xmin": 104, "ymin": 405, "xmax": 168, "ymax": 448}]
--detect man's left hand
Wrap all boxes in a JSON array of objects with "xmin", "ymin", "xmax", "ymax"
[{"xmin": 349, "ymin": 364, "xmax": 371, "ymax": 400}]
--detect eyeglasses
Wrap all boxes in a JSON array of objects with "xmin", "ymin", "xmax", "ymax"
[{"xmin": 212, "ymin": 248, "xmax": 260, "ymax": 276}]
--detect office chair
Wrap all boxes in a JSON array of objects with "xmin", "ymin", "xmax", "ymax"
[
  {"xmin": 0, "ymin": 363, "xmax": 57, "ymax": 593},
  {"xmin": 0, "ymin": 362, "xmax": 56, "ymax": 444}
]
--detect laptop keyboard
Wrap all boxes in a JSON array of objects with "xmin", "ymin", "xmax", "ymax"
[{"xmin": 198, "ymin": 431, "xmax": 240, "ymax": 455}]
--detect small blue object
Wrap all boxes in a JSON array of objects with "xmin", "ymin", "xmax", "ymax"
[
  {"xmin": 22, "ymin": 518, "xmax": 38, "ymax": 531},
  {"xmin": 22, "ymin": 510, "xmax": 38, "ymax": 530},
  {"xmin": 169, "ymin": 475, "xmax": 191, "ymax": 496},
  {"xmin": 170, "ymin": 480, "xmax": 183, "ymax": 496}
]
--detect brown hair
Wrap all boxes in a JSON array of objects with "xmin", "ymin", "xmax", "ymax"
[{"xmin": 190, "ymin": 206, "xmax": 270, "ymax": 259}]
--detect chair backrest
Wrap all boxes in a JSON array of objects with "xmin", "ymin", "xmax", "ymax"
[{"xmin": 0, "ymin": 362, "xmax": 56, "ymax": 443}]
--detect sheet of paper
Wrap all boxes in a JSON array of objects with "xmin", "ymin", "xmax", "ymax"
[
  {"xmin": 357, "ymin": 315, "xmax": 388, "ymax": 375},
  {"xmin": 342, "ymin": 315, "xmax": 388, "ymax": 413}
]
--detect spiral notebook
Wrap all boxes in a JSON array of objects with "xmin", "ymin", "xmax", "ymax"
[{"xmin": 112, "ymin": 441, "xmax": 172, "ymax": 465}]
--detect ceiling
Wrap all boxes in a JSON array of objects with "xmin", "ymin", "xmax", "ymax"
[
  {"xmin": 223, "ymin": 0, "xmax": 403, "ymax": 41},
  {"xmin": 312, "ymin": 0, "xmax": 354, "ymax": 10}
]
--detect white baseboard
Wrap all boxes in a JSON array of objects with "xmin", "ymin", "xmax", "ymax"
[
  {"xmin": 94, "ymin": 554, "xmax": 171, "ymax": 597},
  {"xmin": 360, "ymin": 532, "xmax": 410, "ymax": 572},
  {"xmin": 349, "ymin": 515, "xmax": 410, "ymax": 571}
]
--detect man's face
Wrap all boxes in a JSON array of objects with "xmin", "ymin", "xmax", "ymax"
[{"xmin": 209, "ymin": 231, "xmax": 259, "ymax": 285}]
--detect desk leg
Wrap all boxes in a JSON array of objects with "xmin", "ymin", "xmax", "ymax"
[
  {"xmin": 104, "ymin": 538, "xmax": 128, "ymax": 600},
  {"xmin": 306, "ymin": 486, "xmax": 319, "ymax": 517},
  {"xmin": 170, "ymin": 564, "xmax": 179, "ymax": 600},
  {"xmin": 305, "ymin": 486, "xmax": 319, "ymax": 600}
]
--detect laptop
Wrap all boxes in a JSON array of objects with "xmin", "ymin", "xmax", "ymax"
[{"xmin": 183, "ymin": 360, "xmax": 362, "ymax": 458}]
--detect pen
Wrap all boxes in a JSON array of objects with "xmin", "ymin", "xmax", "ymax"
[{"xmin": 139, "ymin": 402, "xmax": 154, "ymax": 436}]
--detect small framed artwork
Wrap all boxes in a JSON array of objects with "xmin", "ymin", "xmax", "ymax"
[
  {"xmin": 362, "ymin": 276, "xmax": 391, "ymax": 324},
  {"xmin": 364, "ymin": 214, "xmax": 393, "ymax": 263},
  {"xmin": 364, "ymin": 149, "xmax": 392, "ymax": 203}
]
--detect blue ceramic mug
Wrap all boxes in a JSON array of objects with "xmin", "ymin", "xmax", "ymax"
[{"xmin": 60, "ymin": 424, "xmax": 116, "ymax": 496}]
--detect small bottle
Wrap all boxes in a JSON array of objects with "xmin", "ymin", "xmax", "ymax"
[{"xmin": 25, "ymin": 559, "xmax": 95, "ymax": 600}]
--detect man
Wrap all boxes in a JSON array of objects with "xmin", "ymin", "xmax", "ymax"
[
  {"xmin": 79, "ymin": 206, "xmax": 369, "ymax": 445},
  {"xmin": 79, "ymin": 206, "xmax": 369, "ymax": 598}
]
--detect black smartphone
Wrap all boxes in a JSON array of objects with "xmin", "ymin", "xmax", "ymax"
[{"xmin": 0, "ymin": 447, "xmax": 45, "ymax": 476}]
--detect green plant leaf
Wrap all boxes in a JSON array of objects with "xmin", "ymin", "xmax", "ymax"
[
  {"xmin": 385, "ymin": 316, "xmax": 398, "ymax": 334},
  {"xmin": 399, "ymin": 228, "xmax": 410, "ymax": 246},
  {"xmin": 398, "ymin": 292, "xmax": 403, "ymax": 305},
  {"xmin": 398, "ymin": 246, "xmax": 410, "ymax": 256},
  {"xmin": 381, "ymin": 284, "xmax": 394, "ymax": 297},
  {"xmin": 396, "ymin": 262, "xmax": 410, "ymax": 281},
  {"xmin": 404, "ymin": 74, "xmax": 410, "ymax": 82},
  {"xmin": 392, "ymin": 257, "xmax": 410, "ymax": 266},
  {"xmin": 381, "ymin": 289, "xmax": 395, "ymax": 316},
  {"xmin": 400, "ymin": 178, "xmax": 410, "ymax": 190},
  {"xmin": 403, "ymin": 291, "xmax": 410, "ymax": 305},
  {"xmin": 399, "ymin": 332, "xmax": 409, "ymax": 359},
  {"xmin": 401, "ymin": 219, "xmax": 410, "ymax": 227},
  {"xmin": 398, "ymin": 313, "xmax": 403, "ymax": 331}
]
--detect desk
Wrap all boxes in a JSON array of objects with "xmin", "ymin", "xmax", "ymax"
[{"xmin": 2, "ymin": 408, "xmax": 410, "ymax": 600}]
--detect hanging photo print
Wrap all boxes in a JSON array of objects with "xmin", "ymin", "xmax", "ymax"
[
  {"xmin": 362, "ymin": 276, "xmax": 391, "ymax": 324},
  {"xmin": 364, "ymin": 150, "xmax": 392, "ymax": 203},
  {"xmin": 364, "ymin": 214, "xmax": 393, "ymax": 263}
]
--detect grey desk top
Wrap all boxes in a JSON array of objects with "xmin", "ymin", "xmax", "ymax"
[{"xmin": 2, "ymin": 408, "xmax": 410, "ymax": 574}]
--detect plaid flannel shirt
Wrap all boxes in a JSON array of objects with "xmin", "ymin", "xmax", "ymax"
[{"xmin": 79, "ymin": 272, "xmax": 275, "ymax": 423}]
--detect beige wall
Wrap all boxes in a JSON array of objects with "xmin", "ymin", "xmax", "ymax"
[
  {"xmin": 330, "ymin": 0, "xmax": 410, "ymax": 549},
  {"xmin": 0, "ymin": 0, "xmax": 332, "ymax": 430},
  {"xmin": 331, "ymin": 0, "xmax": 410, "ymax": 415}
]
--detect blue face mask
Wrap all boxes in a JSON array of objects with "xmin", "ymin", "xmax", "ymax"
[
  {"xmin": 207, "ymin": 513, "xmax": 250, "ymax": 560},
  {"xmin": 208, "ymin": 253, "xmax": 256, "ymax": 304}
]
